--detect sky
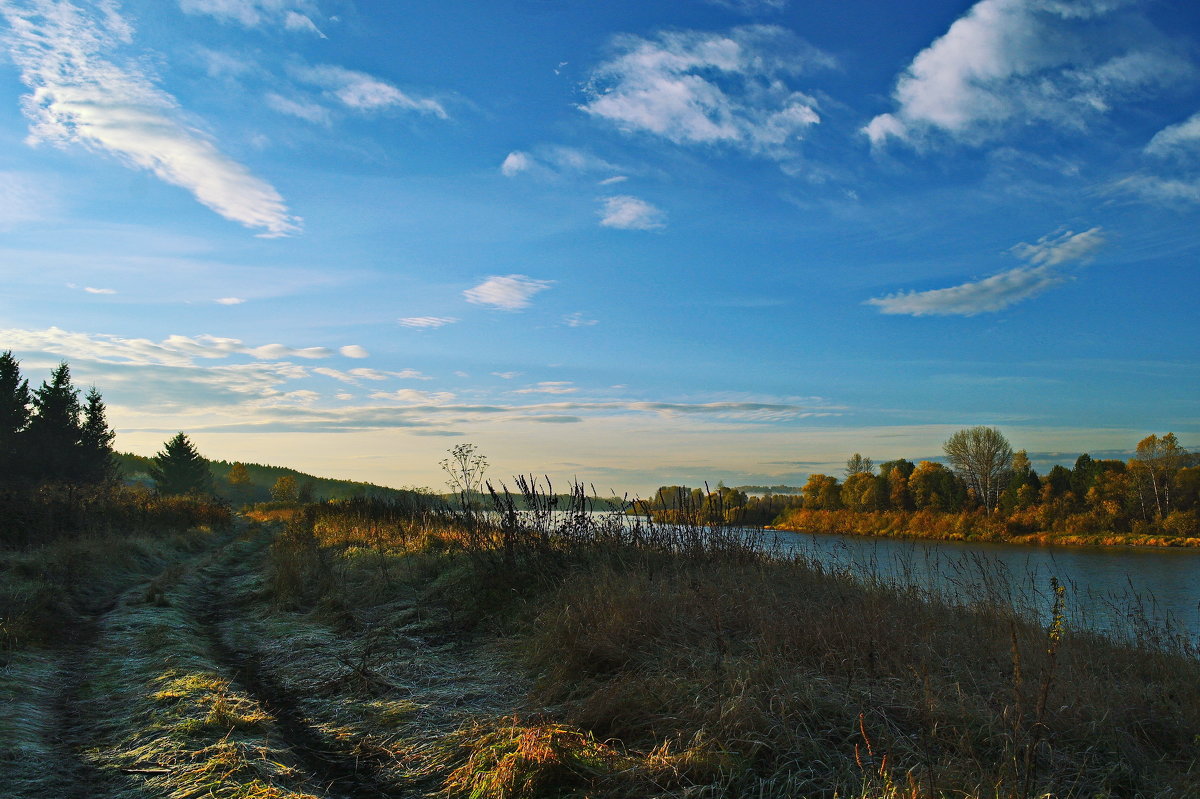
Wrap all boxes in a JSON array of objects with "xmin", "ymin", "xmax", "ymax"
[{"xmin": 0, "ymin": 0, "xmax": 1197, "ymax": 495}]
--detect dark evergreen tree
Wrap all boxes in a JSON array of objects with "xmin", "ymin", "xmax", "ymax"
[
  {"xmin": 79, "ymin": 387, "xmax": 117, "ymax": 484},
  {"xmin": 26, "ymin": 362, "xmax": 83, "ymax": 483},
  {"xmin": 150, "ymin": 433, "xmax": 213, "ymax": 496},
  {"xmin": 0, "ymin": 350, "xmax": 31, "ymax": 483}
]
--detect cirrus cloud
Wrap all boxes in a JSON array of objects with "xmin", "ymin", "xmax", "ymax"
[
  {"xmin": 463, "ymin": 275, "xmax": 553, "ymax": 311},
  {"xmin": 1, "ymin": 0, "xmax": 300, "ymax": 236},
  {"xmin": 582, "ymin": 25, "xmax": 833, "ymax": 158},
  {"xmin": 598, "ymin": 195, "xmax": 666, "ymax": 230},
  {"xmin": 866, "ymin": 227, "xmax": 1106, "ymax": 316}
]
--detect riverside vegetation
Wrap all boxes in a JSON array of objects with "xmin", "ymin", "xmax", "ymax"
[{"xmin": 2, "ymin": 353, "xmax": 1200, "ymax": 797}]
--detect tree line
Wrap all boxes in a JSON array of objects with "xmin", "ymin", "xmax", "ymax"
[
  {"xmin": 643, "ymin": 427, "xmax": 1199, "ymax": 538},
  {"xmin": 0, "ymin": 353, "xmax": 229, "ymax": 548}
]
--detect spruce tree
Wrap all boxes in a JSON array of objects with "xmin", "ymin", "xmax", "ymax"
[
  {"xmin": 26, "ymin": 362, "xmax": 83, "ymax": 483},
  {"xmin": 0, "ymin": 350, "xmax": 31, "ymax": 483},
  {"xmin": 149, "ymin": 433, "xmax": 213, "ymax": 496},
  {"xmin": 79, "ymin": 387, "xmax": 117, "ymax": 484}
]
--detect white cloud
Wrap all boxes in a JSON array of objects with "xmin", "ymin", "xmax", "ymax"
[
  {"xmin": 368, "ymin": 389, "xmax": 456, "ymax": 404},
  {"xmin": 398, "ymin": 316, "xmax": 458, "ymax": 328},
  {"xmin": 463, "ymin": 275, "xmax": 553, "ymax": 310},
  {"xmin": 563, "ymin": 312, "xmax": 598, "ymax": 327},
  {"xmin": 582, "ymin": 25, "xmax": 832, "ymax": 158},
  {"xmin": 0, "ymin": 326, "xmax": 355, "ymax": 366},
  {"xmin": 315, "ymin": 367, "xmax": 430, "ymax": 385},
  {"xmin": 1119, "ymin": 175, "xmax": 1200, "ymax": 204},
  {"xmin": 866, "ymin": 265, "xmax": 1065, "ymax": 317},
  {"xmin": 1009, "ymin": 227, "xmax": 1105, "ymax": 266},
  {"xmin": 514, "ymin": 381, "xmax": 578, "ymax": 395},
  {"xmin": 292, "ymin": 64, "xmax": 447, "ymax": 118},
  {"xmin": 500, "ymin": 146, "xmax": 622, "ymax": 179},
  {"xmin": 84, "ymin": 286, "xmax": 116, "ymax": 294},
  {"xmin": 1, "ymin": 0, "xmax": 300, "ymax": 236},
  {"xmin": 599, "ymin": 195, "xmax": 666, "ymax": 230},
  {"xmin": 339, "ymin": 345, "xmax": 369, "ymax": 359},
  {"xmin": 865, "ymin": 0, "xmax": 1191, "ymax": 148},
  {"xmin": 501, "ymin": 151, "xmax": 533, "ymax": 176},
  {"xmin": 1145, "ymin": 112, "xmax": 1200, "ymax": 158},
  {"xmin": 598, "ymin": 175, "xmax": 628, "ymax": 185},
  {"xmin": 265, "ymin": 92, "xmax": 330, "ymax": 124},
  {"xmin": 283, "ymin": 11, "xmax": 324, "ymax": 37},
  {"xmin": 706, "ymin": 0, "xmax": 787, "ymax": 12},
  {"xmin": 866, "ymin": 226, "xmax": 1106, "ymax": 316},
  {"xmin": 491, "ymin": 371, "xmax": 522, "ymax": 379},
  {"xmin": 215, "ymin": 297, "xmax": 245, "ymax": 305},
  {"xmin": 180, "ymin": 0, "xmax": 324, "ymax": 35}
]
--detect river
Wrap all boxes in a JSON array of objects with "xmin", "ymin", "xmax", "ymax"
[{"xmin": 761, "ymin": 528, "xmax": 1200, "ymax": 646}]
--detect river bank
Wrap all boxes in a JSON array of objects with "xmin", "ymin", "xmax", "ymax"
[{"xmin": 770, "ymin": 508, "xmax": 1200, "ymax": 549}]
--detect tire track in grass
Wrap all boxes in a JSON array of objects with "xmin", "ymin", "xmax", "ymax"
[
  {"xmin": 188, "ymin": 538, "xmax": 404, "ymax": 799},
  {"xmin": 49, "ymin": 599, "xmax": 135, "ymax": 799}
]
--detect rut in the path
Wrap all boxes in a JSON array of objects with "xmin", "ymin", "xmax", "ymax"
[
  {"xmin": 190, "ymin": 559, "xmax": 405, "ymax": 799},
  {"xmin": 49, "ymin": 601, "xmax": 136, "ymax": 799}
]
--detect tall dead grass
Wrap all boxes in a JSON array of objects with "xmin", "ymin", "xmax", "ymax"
[{"xmin": 271, "ymin": 481, "xmax": 1200, "ymax": 798}]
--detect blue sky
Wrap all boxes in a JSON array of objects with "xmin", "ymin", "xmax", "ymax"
[{"xmin": 0, "ymin": 0, "xmax": 1197, "ymax": 493}]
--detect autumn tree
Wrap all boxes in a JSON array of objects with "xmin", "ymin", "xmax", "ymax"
[
  {"xmin": 840, "ymin": 472, "xmax": 879, "ymax": 512},
  {"xmin": 150, "ymin": 433, "xmax": 213, "ymax": 496},
  {"xmin": 908, "ymin": 461, "xmax": 960, "ymax": 511},
  {"xmin": 943, "ymin": 427, "xmax": 1013, "ymax": 513},
  {"xmin": 1132, "ymin": 433, "xmax": 1190, "ymax": 520},
  {"xmin": 271, "ymin": 474, "xmax": 299, "ymax": 502},
  {"xmin": 226, "ymin": 462, "xmax": 252, "ymax": 504},
  {"xmin": 844, "ymin": 453, "xmax": 873, "ymax": 478},
  {"xmin": 801, "ymin": 473, "xmax": 842, "ymax": 510}
]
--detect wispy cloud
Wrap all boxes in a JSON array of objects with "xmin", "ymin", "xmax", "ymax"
[
  {"xmin": 314, "ymin": 367, "xmax": 429, "ymax": 385},
  {"xmin": 339, "ymin": 345, "xmax": 369, "ymax": 359},
  {"xmin": 368, "ymin": 389, "xmax": 456, "ymax": 404},
  {"xmin": 84, "ymin": 286, "xmax": 117, "ymax": 294},
  {"xmin": 867, "ymin": 227, "xmax": 1106, "ymax": 316},
  {"xmin": 491, "ymin": 371, "xmax": 521, "ymax": 380},
  {"xmin": 864, "ymin": 0, "xmax": 1192, "ymax": 148},
  {"xmin": 563, "ymin": 312, "xmax": 598, "ymax": 328},
  {"xmin": 1, "ymin": 0, "xmax": 300, "ymax": 236},
  {"xmin": 292, "ymin": 64, "xmax": 447, "ymax": 117},
  {"xmin": 0, "ymin": 170, "xmax": 57, "ymax": 228},
  {"xmin": 215, "ymin": 297, "xmax": 245, "ymax": 305},
  {"xmin": 582, "ymin": 25, "xmax": 832, "ymax": 158},
  {"xmin": 1145, "ymin": 112, "xmax": 1200, "ymax": 158},
  {"xmin": 513, "ymin": 381, "xmax": 578, "ymax": 395},
  {"xmin": 463, "ymin": 275, "xmax": 553, "ymax": 310},
  {"xmin": 705, "ymin": 0, "xmax": 787, "ymax": 13},
  {"xmin": 0, "ymin": 326, "xmax": 363, "ymax": 366},
  {"xmin": 599, "ymin": 195, "xmax": 666, "ymax": 230},
  {"xmin": 180, "ymin": 0, "xmax": 325, "ymax": 36},
  {"xmin": 500, "ymin": 146, "xmax": 621, "ymax": 179},
  {"xmin": 265, "ymin": 92, "xmax": 330, "ymax": 124},
  {"xmin": 398, "ymin": 316, "xmax": 458, "ymax": 329}
]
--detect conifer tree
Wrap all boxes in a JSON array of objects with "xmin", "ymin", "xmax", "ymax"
[
  {"xmin": 0, "ymin": 350, "xmax": 31, "ymax": 483},
  {"xmin": 26, "ymin": 362, "xmax": 83, "ymax": 483},
  {"xmin": 79, "ymin": 387, "xmax": 117, "ymax": 484},
  {"xmin": 150, "ymin": 433, "xmax": 213, "ymax": 496}
]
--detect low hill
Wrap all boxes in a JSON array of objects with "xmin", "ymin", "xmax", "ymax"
[{"xmin": 116, "ymin": 452, "xmax": 431, "ymax": 506}]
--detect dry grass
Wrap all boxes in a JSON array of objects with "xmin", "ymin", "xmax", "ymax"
[{"xmin": 258, "ymin": 492, "xmax": 1200, "ymax": 797}]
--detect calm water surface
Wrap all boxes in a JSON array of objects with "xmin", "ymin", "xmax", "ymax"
[{"xmin": 759, "ymin": 528, "xmax": 1200, "ymax": 644}]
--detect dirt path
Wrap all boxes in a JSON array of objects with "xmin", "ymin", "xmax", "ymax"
[
  {"xmin": 188, "ymin": 547, "xmax": 404, "ymax": 798},
  {"xmin": 48, "ymin": 599, "xmax": 133, "ymax": 799}
]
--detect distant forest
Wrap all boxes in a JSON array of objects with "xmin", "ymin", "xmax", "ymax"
[{"xmin": 114, "ymin": 452, "xmax": 426, "ymax": 506}]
